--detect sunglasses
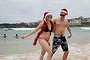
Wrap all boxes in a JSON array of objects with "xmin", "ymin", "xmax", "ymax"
[
  {"xmin": 60, "ymin": 14, "xmax": 65, "ymax": 17},
  {"xmin": 47, "ymin": 15, "xmax": 53, "ymax": 19}
]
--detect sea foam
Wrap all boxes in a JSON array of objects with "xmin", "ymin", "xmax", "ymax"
[
  {"xmin": 11, "ymin": 28, "xmax": 35, "ymax": 31},
  {"xmin": 80, "ymin": 27, "xmax": 90, "ymax": 30}
]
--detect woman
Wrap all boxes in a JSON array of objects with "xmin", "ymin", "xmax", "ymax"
[{"xmin": 21, "ymin": 12, "xmax": 54, "ymax": 60}]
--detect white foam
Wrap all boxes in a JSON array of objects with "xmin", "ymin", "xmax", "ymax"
[
  {"xmin": 80, "ymin": 27, "xmax": 90, "ymax": 30},
  {"xmin": 11, "ymin": 28, "xmax": 35, "ymax": 31}
]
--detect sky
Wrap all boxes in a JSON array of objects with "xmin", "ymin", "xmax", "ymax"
[{"xmin": 0, "ymin": 0, "xmax": 90, "ymax": 23}]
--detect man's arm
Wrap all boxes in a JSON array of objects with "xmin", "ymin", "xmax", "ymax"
[{"xmin": 66, "ymin": 20, "xmax": 72, "ymax": 38}]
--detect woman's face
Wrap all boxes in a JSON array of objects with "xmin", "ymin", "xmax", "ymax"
[{"xmin": 46, "ymin": 14, "xmax": 53, "ymax": 20}]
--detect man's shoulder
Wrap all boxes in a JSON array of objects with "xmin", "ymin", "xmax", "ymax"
[
  {"xmin": 65, "ymin": 19, "xmax": 68, "ymax": 22},
  {"xmin": 53, "ymin": 17, "xmax": 59, "ymax": 21}
]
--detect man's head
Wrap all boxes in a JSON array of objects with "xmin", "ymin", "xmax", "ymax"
[{"xmin": 60, "ymin": 8, "xmax": 68, "ymax": 18}]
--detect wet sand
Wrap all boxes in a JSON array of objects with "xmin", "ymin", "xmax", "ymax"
[{"xmin": 0, "ymin": 43, "xmax": 90, "ymax": 60}]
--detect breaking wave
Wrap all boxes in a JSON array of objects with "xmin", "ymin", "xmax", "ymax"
[
  {"xmin": 11, "ymin": 28, "xmax": 35, "ymax": 31},
  {"xmin": 80, "ymin": 27, "xmax": 90, "ymax": 30}
]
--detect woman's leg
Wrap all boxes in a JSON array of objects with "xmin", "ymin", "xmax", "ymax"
[
  {"xmin": 38, "ymin": 39, "xmax": 53, "ymax": 60},
  {"xmin": 40, "ymin": 48, "xmax": 46, "ymax": 60}
]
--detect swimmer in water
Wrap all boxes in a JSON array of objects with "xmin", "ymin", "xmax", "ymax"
[
  {"xmin": 2, "ymin": 34, "xmax": 7, "ymax": 42},
  {"xmin": 14, "ymin": 34, "xmax": 20, "ymax": 39}
]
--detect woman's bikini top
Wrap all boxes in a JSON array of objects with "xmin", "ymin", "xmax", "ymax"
[{"xmin": 44, "ymin": 24, "xmax": 53, "ymax": 32}]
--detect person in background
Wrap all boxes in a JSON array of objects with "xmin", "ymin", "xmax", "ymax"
[
  {"xmin": 14, "ymin": 34, "xmax": 20, "ymax": 39},
  {"xmin": 21, "ymin": 12, "xmax": 54, "ymax": 60},
  {"xmin": 52, "ymin": 8, "xmax": 72, "ymax": 60},
  {"xmin": 2, "ymin": 34, "xmax": 7, "ymax": 42}
]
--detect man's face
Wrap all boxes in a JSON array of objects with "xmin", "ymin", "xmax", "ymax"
[{"xmin": 60, "ymin": 12, "xmax": 66, "ymax": 18}]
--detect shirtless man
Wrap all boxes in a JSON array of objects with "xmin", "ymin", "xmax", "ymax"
[{"xmin": 52, "ymin": 8, "xmax": 72, "ymax": 60}]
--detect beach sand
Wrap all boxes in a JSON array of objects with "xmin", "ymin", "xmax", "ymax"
[
  {"xmin": 0, "ymin": 43, "xmax": 90, "ymax": 60},
  {"xmin": 52, "ymin": 43, "xmax": 90, "ymax": 60}
]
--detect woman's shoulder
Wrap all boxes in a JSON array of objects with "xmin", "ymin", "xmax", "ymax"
[{"xmin": 38, "ymin": 21, "xmax": 45, "ymax": 26}]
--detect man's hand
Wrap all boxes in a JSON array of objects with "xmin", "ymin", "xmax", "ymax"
[{"xmin": 67, "ymin": 34, "xmax": 72, "ymax": 38}]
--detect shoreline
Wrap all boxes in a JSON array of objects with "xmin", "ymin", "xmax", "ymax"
[{"xmin": 0, "ymin": 43, "xmax": 90, "ymax": 60}]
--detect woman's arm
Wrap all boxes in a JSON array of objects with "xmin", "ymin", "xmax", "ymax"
[{"xmin": 21, "ymin": 21, "xmax": 44, "ymax": 39}]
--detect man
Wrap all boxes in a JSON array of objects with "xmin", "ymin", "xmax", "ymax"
[{"xmin": 52, "ymin": 8, "xmax": 72, "ymax": 60}]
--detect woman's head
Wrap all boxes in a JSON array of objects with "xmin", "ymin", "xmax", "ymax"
[{"xmin": 43, "ymin": 12, "xmax": 53, "ymax": 20}]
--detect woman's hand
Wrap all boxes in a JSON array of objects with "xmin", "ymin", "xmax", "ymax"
[{"xmin": 21, "ymin": 36, "xmax": 27, "ymax": 39}]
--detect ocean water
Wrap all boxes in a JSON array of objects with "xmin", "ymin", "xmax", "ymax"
[{"xmin": 0, "ymin": 27, "xmax": 90, "ymax": 60}]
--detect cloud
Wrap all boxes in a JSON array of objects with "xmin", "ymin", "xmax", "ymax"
[{"xmin": 0, "ymin": 0, "xmax": 90, "ymax": 23}]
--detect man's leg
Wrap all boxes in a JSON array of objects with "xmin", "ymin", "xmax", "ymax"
[
  {"xmin": 52, "ymin": 37, "xmax": 61, "ymax": 54},
  {"xmin": 61, "ymin": 37, "xmax": 69, "ymax": 60},
  {"xmin": 63, "ymin": 51, "xmax": 69, "ymax": 60}
]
